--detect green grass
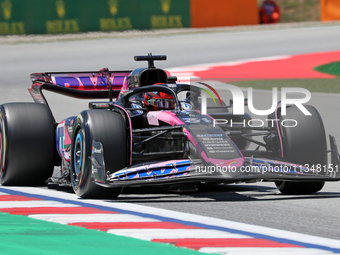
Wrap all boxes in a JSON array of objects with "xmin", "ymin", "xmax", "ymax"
[
  {"xmin": 315, "ymin": 61, "xmax": 340, "ymax": 77},
  {"xmin": 257, "ymin": 0, "xmax": 320, "ymax": 22},
  {"xmin": 232, "ymin": 78, "xmax": 340, "ymax": 93}
]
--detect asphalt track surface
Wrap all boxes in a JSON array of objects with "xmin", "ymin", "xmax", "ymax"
[{"xmin": 0, "ymin": 24, "xmax": 340, "ymax": 241}]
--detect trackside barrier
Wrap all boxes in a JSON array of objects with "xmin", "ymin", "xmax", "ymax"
[
  {"xmin": 190, "ymin": 0, "xmax": 259, "ymax": 28},
  {"xmin": 0, "ymin": 0, "xmax": 259, "ymax": 35},
  {"xmin": 0, "ymin": 0, "xmax": 190, "ymax": 35},
  {"xmin": 321, "ymin": 0, "xmax": 340, "ymax": 21}
]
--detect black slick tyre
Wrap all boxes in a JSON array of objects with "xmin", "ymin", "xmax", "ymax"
[
  {"xmin": 70, "ymin": 109, "xmax": 127, "ymax": 199},
  {"xmin": 275, "ymin": 105, "xmax": 326, "ymax": 195},
  {"xmin": 0, "ymin": 103, "xmax": 55, "ymax": 185}
]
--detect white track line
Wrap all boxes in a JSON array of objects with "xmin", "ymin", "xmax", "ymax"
[
  {"xmin": 0, "ymin": 201, "xmax": 79, "ymax": 208},
  {"xmin": 199, "ymin": 247, "xmax": 334, "ymax": 255},
  {"xmin": 107, "ymin": 229, "xmax": 249, "ymax": 241},
  {"xmin": 29, "ymin": 213, "xmax": 160, "ymax": 224}
]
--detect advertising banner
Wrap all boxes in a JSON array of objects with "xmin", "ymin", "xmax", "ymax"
[
  {"xmin": 321, "ymin": 0, "xmax": 340, "ymax": 21},
  {"xmin": 0, "ymin": 0, "xmax": 190, "ymax": 35}
]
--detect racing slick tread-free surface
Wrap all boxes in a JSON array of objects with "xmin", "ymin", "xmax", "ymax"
[
  {"xmin": 276, "ymin": 105, "xmax": 326, "ymax": 194},
  {"xmin": 0, "ymin": 103, "xmax": 55, "ymax": 185},
  {"xmin": 70, "ymin": 110, "xmax": 127, "ymax": 199}
]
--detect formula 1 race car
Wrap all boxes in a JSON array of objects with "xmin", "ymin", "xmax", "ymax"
[{"xmin": 0, "ymin": 54, "xmax": 339, "ymax": 198}]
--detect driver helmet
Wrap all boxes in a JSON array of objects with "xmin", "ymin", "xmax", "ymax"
[{"xmin": 144, "ymin": 91, "xmax": 175, "ymax": 110}]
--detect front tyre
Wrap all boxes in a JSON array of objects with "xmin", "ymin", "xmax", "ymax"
[
  {"xmin": 70, "ymin": 110, "xmax": 127, "ymax": 199},
  {"xmin": 0, "ymin": 103, "xmax": 55, "ymax": 185},
  {"xmin": 275, "ymin": 105, "xmax": 326, "ymax": 195}
]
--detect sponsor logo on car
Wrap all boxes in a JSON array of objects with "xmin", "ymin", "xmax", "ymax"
[
  {"xmin": 92, "ymin": 147, "xmax": 102, "ymax": 154},
  {"xmin": 131, "ymin": 103, "xmax": 143, "ymax": 115},
  {"xmin": 182, "ymin": 118, "xmax": 200, "ymax": 123},
  {"xmin": 197, "ymin": 134, "xmax": 223, "ymax": 138},
  {"xmin": 181, "ymin": 102, "xmax": 192, "ymax": 110}
]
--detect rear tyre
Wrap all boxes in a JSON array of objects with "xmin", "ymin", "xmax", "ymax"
[
  {"xmin": 275, "ymin": 180, "xmax": 324, "ymax": 195},
  {"xmin": 70, "ymin": 110, "xmax": 127, "ymax": 199},
  {"xmin": 0, "ymin": 103, "xmax": 55, "ymax": 185},
  {"xmin": 275, "ymin": 105, "xmax": 326, "ymax": 194}
]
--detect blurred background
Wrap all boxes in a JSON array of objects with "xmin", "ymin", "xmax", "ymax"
[{"xmin": 0, "ymin": 0, "xmax": 339, "ymax": 36}]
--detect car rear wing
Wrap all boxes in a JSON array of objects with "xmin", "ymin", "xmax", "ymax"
[{"xmin": 28, "ymin": 69, "xmax": 132, "ymax": 104}]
